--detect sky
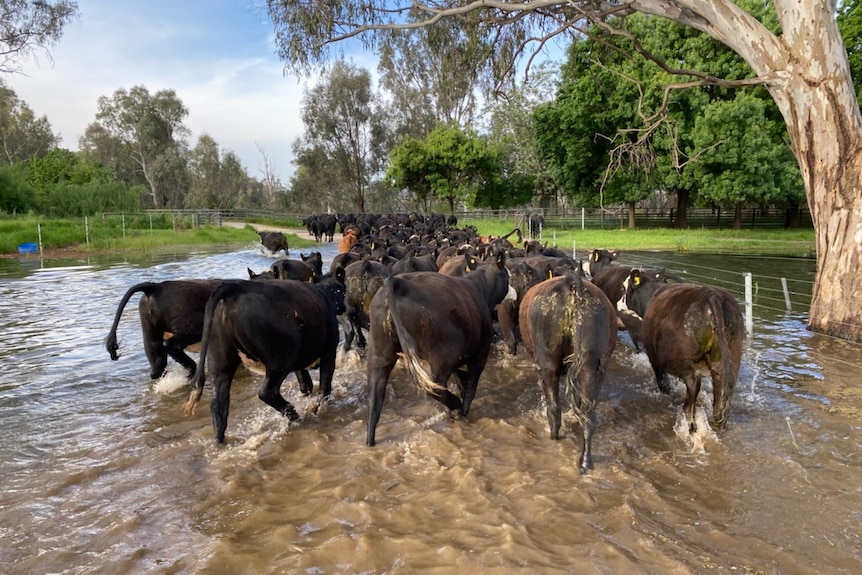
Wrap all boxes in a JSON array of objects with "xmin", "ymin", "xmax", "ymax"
[{"xmin": 5, "ymin": 0, "xmax": 365, "ymax": 182}]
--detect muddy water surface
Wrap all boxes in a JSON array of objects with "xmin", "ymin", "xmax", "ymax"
[{"xmin": 0, "ymin": 244, "xmax": 859, "ymax": 574}]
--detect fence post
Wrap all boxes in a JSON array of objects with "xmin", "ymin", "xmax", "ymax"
[
  {"xmin": 744, "ymin": 272, "xmax": 753, "ymax": 335},
  {"xmin": 122, "ymin": 214, "xmax": 126, "ymax": 239},
  {"xmin": 780, "ymin": 278, "xmax": 792, "ymax": 312},
  {"xmin": 85, "ymin": 216, "xmax": 90, "ymax": 246},
  {"xmin": 38, "ymin": 222, "xmax": 43, "ymax": 255},
  {"xmin": 149, "ymin": 213, "xmax": 153, "ymax": 234},
  {"xmin": 572, "ymin": 239, "xmax": 576, "ymax": 259},
  {"xmin": 581, "ymin": 208, "xmax": 585, "ymax": 230}
]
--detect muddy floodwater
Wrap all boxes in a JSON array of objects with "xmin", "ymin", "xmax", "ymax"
[{"xmin": 0, "ymin": 243, "xmax": 860, "ymax": 574}]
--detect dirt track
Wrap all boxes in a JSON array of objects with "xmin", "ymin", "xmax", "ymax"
[{"xmin": 222, "ymin": 221, "xmax": 317, "ymax": 241}]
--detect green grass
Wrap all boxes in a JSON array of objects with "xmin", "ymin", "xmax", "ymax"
[
  {"xmin": 0, "ymin": 214, "xmax": 816, "ymax": 257},
  {"xmin": 0, "ymin": 215, "xmax": 317, "ymax": 254},
  {"xmin": 461, "ymin": 219, "xmax": 816, "ymax": 257}
]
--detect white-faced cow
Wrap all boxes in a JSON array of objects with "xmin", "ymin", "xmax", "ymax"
[
  {"xmin": 519, "ymin": 274, "xmax": 617, "ymax": 473},
  {"xmin": 258, "ymin": 231, "xmax": 288, "ymax": 255},
  {"xmin": 183, "ymin": 272, "xmax": 347, "ymax": 444},
  {"xmin": 585, "ymin": 248, "xmax": 620, "ymax": 277},
  {"xmin": 365, "ymin": 254, "xmax": 516, "ymax": 446},
  {"xmin": 105, "ymin": 280, "xmax": 223, "ymax": 379},
  {"xmin": 624, "ymin": 270, "xmax": 745, "ymax": 434}
]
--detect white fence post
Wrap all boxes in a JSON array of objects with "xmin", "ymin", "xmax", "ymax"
[
  {"xmin": 780, "ymin": 278, "xmax": 792, "ymax": 312},
  {"xmin": 744, "ymin": 272, "xmax": 753, "ymax": 335}
]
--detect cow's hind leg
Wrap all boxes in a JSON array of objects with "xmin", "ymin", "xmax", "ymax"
[
  {"xmin": 366, "ymin": 360, "xmax": 396, "ymax": 446},
  {"xmin": 294, "ymin": 370, "xmax": 313, "ymax": 395},
  {"xmin": 258, "ymin": 368, "xmax": 299, "ymax": 421},
  {"xmin": 165, "ymin": 335, "xmax": 198, "ymax": 378},
  {"xmin": 539, "ymin": 366, "xmax": 563, "ymax": 440},
  {"xmin": 683, "ymin": 376, "xmax": 702, "ymax": 433},
  {"xmin": 453, "ymin": 367, "xmax": 480, "ymax": 417},
  {"xmin": 572, "ymin": 367, "xmax": 602, "ymax": 473},
  {"xmin": 210, "ymin": 363, "xmax": 240, "ymax": 444},
  {"xmin": 143, "ymin": 331, "xmax": 168, "ymax": 380}
]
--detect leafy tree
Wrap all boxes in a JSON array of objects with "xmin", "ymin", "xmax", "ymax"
[
  {"xmin": 0, "ymin": 0, "xmax": 78, "ymax": 74},
  {"xmin": 185, "ymin": 134, "xmax": 252, "ymax": 209},
  {"xmin": 378, "ymin": 10, "xmax": 486, "ymax": 137},
  {"xmin": 0, "ymin": 164, "xmax": 33, "ymax": 212},
  {"xmin": 839, "ymin": 0, "xmax": 862, "ymax": 107},
  {"xmin": 24, "ymin": 148, "xmax": 142, "ymax": 216},
  {"xmin": 484, "ymin": 62, "xmax": 558, "ymax": 208},
  {"xmin": 690, "ymin": 92, "xmax": 805, "ymax": 227},
  {"xmin": 79, "ymin": 85, "xmax": 190, "ymax": 208},
  {"xmin": 0, "ymin": 79, "xmax": 59, "ymax": 165},
  {"xmin": 387, "ymin": 123, "xmax": 503, "ymax": 213},
  {"xmin": 293, "ymin": 60, "xmax": 391, "ymax": 212}
]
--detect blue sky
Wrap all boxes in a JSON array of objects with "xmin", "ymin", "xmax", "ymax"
[{"xmin": 6, "ymin": 0, "xmax": 370, "ymax": 181}]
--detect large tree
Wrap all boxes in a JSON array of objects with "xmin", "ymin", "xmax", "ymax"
[
  {"xmin": 79, "ymin": 85, "xmax": 190, "ymax": 208},
  {"xmin": 266, "ymin": 0, "xmax": 862, "ymax": 343},
  {"xmin": 0, "ymin": 79, "xmax": 59, "ymax": 164},
  {"xmin": 293, "ymin": 59, "xmax": 391, "ymax": 212},
  {"xmin": 0, "ymin": 0, "xmax": 78, "ymax": 74}
]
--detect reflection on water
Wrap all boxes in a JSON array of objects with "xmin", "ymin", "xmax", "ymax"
[{"xmin": 1, "ymin": 246, "xmax": 860, "ymax": 574}]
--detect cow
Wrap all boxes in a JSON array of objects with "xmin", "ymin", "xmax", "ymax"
[
  {"xmin": 496, "ymin": 258, "xmax": 544, "ymax": 355},
  {"xmin": 625, "ymin": 271, "xmax": 745, "ymax": 434},
  {"xmin": 183, "ymin": 272, "xmax": 347, "ymax": 444},
  {"xmin": 586, "ymin": 249, "xmax": 620, "ymax": 277},
  {"xmin": 592, "ymin": 265, "xmax": 685, "ymax": 350},
  {"xmin": 301, "ymin": 251, "xmax": 324, "ymax": 277},
  {"xmin": 339, "ymin": 228, "xmax": 358, "ymax": 253},
  {"xmin": 519, "ymin": 273, "xmax": 617, "ymax": 473},
  {"xmin": 437, "ymin": 253, "xmax": 480, "ymax": 277},
  {"xmin": 258, "ymin": 231, "xmax": 288, "ymax": 255},
  {"xmin": 105, "ymin": 279, "xmax": 223, "ymax": 379},
  {"xmin": 341, "ymin": 259, "xmax": 392, "ymax": 351},
  {"xmin": 365, "ymin": 254, "xmax": 515, "ymax": 446},
  {"xmin": 390, "ymin": 254, "xmax": 438, "ymax": 275},
  {"xmin": 270, "ymin": 258, "xmax": 317, "ymax": 282}
]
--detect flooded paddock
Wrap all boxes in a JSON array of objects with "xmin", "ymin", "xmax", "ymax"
[{"xmin": 0, "ymin": 244, "xmax": 860, "ymax": 574}]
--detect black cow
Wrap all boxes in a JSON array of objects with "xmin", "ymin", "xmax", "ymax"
[
  {"xmin": 258, "ymin": 231, "xmax": 288, "ymax": 255},
  {"xmin": 496, "ymin": 258, "xmax": 544, "ymax": 355},
  {"xmin": 365, "ymin": 254, "xmax": 515, "ymax": 445},
  {"xmin": 626, "ymin": 273, "xmax": 745, "ymax": 434},
  {"xmin": 519, "ymin": 274, "xmax": 617, "ymax": 473},
  {"xmin": 592, "ymin": 266, "xmax": 685, "ymax": 350},
  {"xmin": 105, "ymin": 280, "xmax": 223, "ymax": 379},
  {"xmin": 390, "ymin": 254, "xmax": 438, "ymax": 274},
  {"xmin": 301, "ymin": 251, "xmax": 324, "ymax": 277},
  {"xmin": 586, "ymin": 249, "xmax": 619, "ymax": 277},
  {"xmin": 183, "ymin": 273, "xmax": 347, "ymax": 444},
  {"xmin": 270, "ymin": 258, "xmax": 317, "ymax": 282},
  {"xmin": 341, "ymin": 259, "xmax": 392, "ymax": 351}
]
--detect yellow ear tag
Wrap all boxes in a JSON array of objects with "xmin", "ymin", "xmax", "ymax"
[
  {"xmin": 593, "ymin": 252, "xmax": 599, "ymax": 261},
  {"xmin": 633, "ymin": 276, "xmax": 640, "ymax": 286},
  {"xmin": 547, "ymin": 269, "xmax": 553, "ymax": 279}
]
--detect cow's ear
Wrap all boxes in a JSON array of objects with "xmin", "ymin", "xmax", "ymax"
[
  {"xmin": 593, "ymin": 251, "xmax": 599, "ymax": 261},
  {"xmin": 335, "ymin": 266, "xmax": 346, "ymax": 284},
  {"xmin": 247, "ymin": 268, "xmax": 255, "ymax": 279},
  {"xmin": 611, "ymin": 250, "xmax": 620, "ymax": 260},
  {"xmin": 631, "ymin": 269, "xmax": 641, "ymax": 286},
  {"xmin": 495, "ymin": 251, "xmax": 506, "ymax": 269}
]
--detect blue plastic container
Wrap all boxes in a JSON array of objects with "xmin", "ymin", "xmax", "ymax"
[{"xmin": 17, "ymin": 242, "xmax": 39, "ymax": 255}]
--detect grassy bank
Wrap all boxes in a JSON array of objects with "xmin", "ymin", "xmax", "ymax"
[
  {"xmin": 461, "ymin": 219, "xmax": 816, "ymax": 257},
  {"xmin": 0, "ymin": 214, "xmax": 816, "ymax": 258},
  {"xmin": 0, "ymin": 215, "xmax": 318, "ymax": 255}
]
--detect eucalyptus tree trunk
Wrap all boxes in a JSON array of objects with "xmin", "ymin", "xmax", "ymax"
[{"xmin": 635, "ymin": 0, "xmax": 862, "ymax": 341}]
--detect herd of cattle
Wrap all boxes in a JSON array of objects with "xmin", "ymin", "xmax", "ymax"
[{"xmin": 105, "ymin": 212, "xmax": 744, "ymax": 473}]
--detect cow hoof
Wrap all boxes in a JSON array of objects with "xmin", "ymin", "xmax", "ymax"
[
  {"xmin": 283, "ymin": 406, "xmax": 300, "ymax": 421},
  {"xmin": 688, "ymin": 421, "xmax": 698, "ymax": 434}
]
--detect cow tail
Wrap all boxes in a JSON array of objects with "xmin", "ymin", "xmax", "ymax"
[
  {"xmin": 105, "ymin": 282, "xmax": 158, "ymax": 361},
  {"xmin": 563, "ymin": 276, "xmax": 586, "ymax": 411},
  {"xmin": 710, "ymin": 293, "xmax": 740, "ymax": 426},
  {"xmin": 385, "ymin": 277, "xmax": 445, "ymax": 395},
  {"xmin": 183, "ymin": 281, "xmax": 229, "ymax": 416}
]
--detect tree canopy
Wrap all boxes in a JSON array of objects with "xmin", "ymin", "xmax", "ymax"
[{"xmin": 0, "ymin": 0, "xmax": 79, "ymax": 74}]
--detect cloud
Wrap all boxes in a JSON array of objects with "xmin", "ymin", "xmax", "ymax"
[{"xmin": 4, "ymin": 0, "xmax": 311, "ymax": 181}]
